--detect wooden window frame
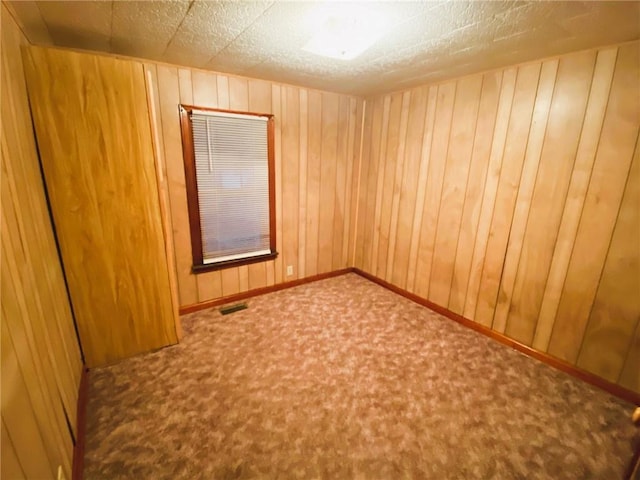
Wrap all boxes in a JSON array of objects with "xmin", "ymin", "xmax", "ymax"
[{"xmin": 179, "ymin": 104, "xmax": 278, "ymax": 273}]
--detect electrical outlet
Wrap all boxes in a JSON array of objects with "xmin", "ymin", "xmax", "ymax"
[
  {"xmin": 286, "ymin": 265, "xmax": 293, "ymax": 276},
  {"xmin": 57, "ymin": 466, "xmax": 67, "ymax": 480}
]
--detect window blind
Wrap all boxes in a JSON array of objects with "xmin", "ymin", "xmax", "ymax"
[{"xmin": 191, "ymin": 110, "xmax": 270, "ymax": 264}]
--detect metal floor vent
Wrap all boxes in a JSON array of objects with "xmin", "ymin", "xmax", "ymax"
[{"xmin": 220, "ymin": 302, "xmax": 248, "ymax": 315}]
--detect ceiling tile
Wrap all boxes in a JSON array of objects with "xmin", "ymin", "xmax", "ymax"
[
  {"xmin": 10, "ymin": 0, "xmax": 640, "ymax": 96},
  {"xmin": 164, "ymin": 0, "xmax": 273, "ymax": 67},
  {"xmin": 38, "ymin": 0, "xmax": 112, "ymax": 51},
  {"xmin": 111, "ymin": 0, "xmax": 190, "ymax": 59}
]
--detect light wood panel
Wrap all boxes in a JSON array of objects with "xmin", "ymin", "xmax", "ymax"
[
  {"xmin": 355, "ymin": 41, "xmax": 640, "ymax": 394},
  {"xmin": 149, "ymin": 63, "xmax": 363, "ymax": 307},
  {"xmin": 1, "ymin": 5, "xmax": 82, "ymax": 478},
  {"xmin": 414, "ymin": 81, "xmax": 456, "ymax": 299},
  {"xmin": 504, "ymin": 51, "xmax": 595, "ymax": 342},
  {"xmin": 577, "ymin": 136, "xmax": 639, "ymax": 384},
  {"xmin": 23, "ymin": 46, "xmax": 178, "ymax": 367},
  {"xmin": 547, "ymin": 42, "xmax": 639, "ymax": 363},
  {"xmin": 473, "ymin": 61, "xmax": 541, "ymax": 328},
  {"xmin": 448, "ymin": 70, "xmax": 502, "ymax": 312},
  {"xmin": 429, "ymin": 75, "xmax": 482, "ymax": 304}
]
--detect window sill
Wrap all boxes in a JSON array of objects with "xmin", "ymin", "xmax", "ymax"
[{"xmin": 191, "ymin": 251, "xmax": 278, "ymax": 273}]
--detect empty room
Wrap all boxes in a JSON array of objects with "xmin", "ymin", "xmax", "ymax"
[{"xmin": 2, "ymin": 0, "xmax": 639, "ymax": 478}]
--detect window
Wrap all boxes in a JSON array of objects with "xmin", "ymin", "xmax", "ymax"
[{"xmin": 179, "ymin": 105, "xmax": 277, "ymax": 272}]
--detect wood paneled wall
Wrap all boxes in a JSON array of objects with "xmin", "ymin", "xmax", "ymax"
[
  {"xmin": 1, "ymin": 5, "xmax": 83, "ymax": 479},
  {"xmin": 355, "ymin": 41, "xmax": 640, "ymax": 393},
  {"xmin": 145, "ymin": 64, "xmax": 363, "ymax": 308}
]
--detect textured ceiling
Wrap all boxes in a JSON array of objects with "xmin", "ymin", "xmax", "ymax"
[{"xmin": 6, "ymin": 0, "xmax": 640, "ymax": 96}]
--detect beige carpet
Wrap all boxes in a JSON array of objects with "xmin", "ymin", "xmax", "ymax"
[{"xmin": 84, "ymin": 273, "xmax": 638, "ymax": 479}]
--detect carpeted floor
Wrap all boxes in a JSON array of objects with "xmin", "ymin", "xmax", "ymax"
[{"xmin": 84, "ymin": 273, "xmax": 638, "ymax": 479}]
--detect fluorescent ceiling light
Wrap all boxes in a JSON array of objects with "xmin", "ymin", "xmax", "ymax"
[{"xmin": 303, "ymin": 6, "xmax": 389, "ymax": 60}]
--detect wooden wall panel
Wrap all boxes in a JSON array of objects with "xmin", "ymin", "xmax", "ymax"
[
  {"xmin": 547, "ymin": 42, "xmax": 639, "ymax": 363},
  {"xmin": 391, "ymin": 87, "xmax": 429, "ymax": 289},
  {"xmin": 532, "ymin": 47, "xmax": 618, "ymax": 351},
  {"xmin": 577, "ymin": 139, "xmax": 639, "ymax": 381},
  {"xmin": 462, "ymin": 68, "xmax": 517, "ymax": 320},
  {"xmin": 474, "ymin": 62, "xmax": 541, "ymax": 329},
  {"xmin": 1, "ymin": 5, "xmax": 82, "ymax": 478},
  {"xmin": 23, "ymin": 46, "xmax": 178, "ymax": 367},
  {"xmin": 365, "ymin": 97, "xmax": 384, "ymax": 276},
  {"xmin": 413, "ymin": 82, "xmax": 456, "ymax": 299},
  {"xmin": 448, "ymin": 71, "xmax": 502, "ymax": 312},
  {"xmin": 492, "ymin": 59, "xmax": 557, "ymax": 334},
  {"xmin": 147, "ymin": 62, "xmax": 363, "ymax": 307},
  {"xmin": 428, "ymin": 75, "xmax": 482, "ymax": 304},
  {"xmin": 504, "ymin": 52, "xmax": 595, "ymax": 342},
  {"xmin": 355, "ymin": 41, "xmax": 640, "ymax": 394}
]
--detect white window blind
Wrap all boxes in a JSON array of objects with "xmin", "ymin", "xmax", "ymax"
[{"xmin": 191, "ymin": 110, "xmax": 270, "ymax": 264}]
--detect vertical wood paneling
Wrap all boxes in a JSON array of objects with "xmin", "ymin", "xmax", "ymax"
[
  {"xmin": 414, "ymin": 82, "xmax": 457, "ymax": 299},
  {"xmin": 1, "ymin": 8, "xmax": 82, "ymax": 478},
  {"xmin": 281, "ymin": 86, "xmax": 300, "ymax": 279},
  {"xmin": 348, "ymin": 100, "xmax": 365, "ymax": 267},
  {"xmin": 144, "ymin": 63, "xmax": 183, "ymax": 339},
  {"xmin": 448, "ymin": 71, "xmax": 502, "ymax": 312},
  {"xmin": 406, "ymin": 86, "xmax": 438, "ymax": 293},
  {"xmin": 362, "ymin": 95, "xmax": 390, "ymax": 271},
  {"xmin": 317, "ymin": 93, "xmax": 340, "ymax": 274},
  {"xmin": 0, "ymin": 326, "xmax": 54, "ymax": 479},
  {"xmin": 354, "ymin": 101, "xmax": 373, "ymax": 269},
  {"xmin": 384, "ymin": 92, "xmax": 411, "ymax": 284},
  {"xmin": 332, "ymin": 96, "xmax": 350, "ymax": 270},
  {"xmin": 1, "ymin": 419, "xmax": 25, "ymax": 480},
  {"xmin": 490, "ymin": 59, "xmax": 557, "ymax": 333},
  {"xmin": 474, "ymin": 62, "xmax": 541, "ymax": 329},
  {"xmin": 156, "ymin": 65, "xmax": 199, "ymax": 306},
  {"xmin": 428, "ymin": 75, "xmax": 482, "ymax": 304},
  {"xmin": 548, "ymin": 42, "xmax": 639, "ymax": 363},
  {"xmin": 577, "ymin": 140, "xmax": 639, "ymax": 380},
  {"xmin": 391, "ymin": 87, "xmax": 429, "ymax": 289},
  {"xmin": 343, "ymin": 98, "xmax": 359, "ymax": 267},
  {"xmin": 298, "ymin": 89, "xmax": 309, "ymax": 278},
  {"xmin": 355, "ymin": 41, "xmax": 640, "ymax": 394},
  {"xmin": 533, "ymin": 47, "xmax": 618, "ymax": 351},
  {"xmin": 463, "ymin": 68, "xmax": 517, "ymax": 319},
  {"xmin": 248, "ymin": 79, "xmax": 273, "ymax": 290},
  {"xmin": 272, "ymin": 84, "xmax": 284, "ymax": 286},
  {"xmin": 504, "ymin": 51, "xmax": 595, "ymax": 342},
  {"xmin": 305, "ymin": 90, "xmax": 323, "ymax": 277},
  {"xmin": 148, "ymin": 62, "xmax": 362, "ymax": 306}
]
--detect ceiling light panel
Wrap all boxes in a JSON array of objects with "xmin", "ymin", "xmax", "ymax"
[{"xmin": 303, "ymin": 4, "xmax": 391, "ymax": 60}]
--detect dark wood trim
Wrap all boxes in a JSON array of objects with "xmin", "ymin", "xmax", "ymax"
[
  {"xmin": 267, "ymin": 116, "xmax": 277, "ymax": 255},
  {"xmin": 191, "ymin": 251, "xmax": 278, "ymax": 273},
  {"xmin": 352, "ymin": 268, "xmax": 640, "ymax": 406},
  {"xmin": 179, "ymin": 268, "xmax": 354, "ymax": 314},
  {"xmin": 178, "ymin": 104, "xmax": 204, "ymax": 267},
  {"xmin": 72, "ymin": 366, "xmax": 89, "ymax": 480},
  {"xmin": 178, "ymin": 104, "xmax": 277, "ymax": 272},
  {"xmin": 179, "ymin": 104, "xmax": 273, "ymax": 119}
]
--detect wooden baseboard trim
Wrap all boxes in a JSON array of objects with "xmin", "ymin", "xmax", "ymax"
[
  {"xmin": 72, "ymin": 366, "xmax": 89, "ymax": 480},
  {"xmin": 353, "ymin": 268, "xmax": 640, "ymax": 406},
  {"xmin": 179, "ymin": 268, "xmax": 355, "ymax": 315}
]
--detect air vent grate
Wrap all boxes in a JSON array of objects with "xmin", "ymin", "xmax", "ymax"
[{"xmin": 220, "ymin": 302, "xmax": 248, "ymax": 315}]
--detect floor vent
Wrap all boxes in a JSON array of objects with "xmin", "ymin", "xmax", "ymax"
[{"xmin": 220, "ymin": 302, "xmax": 248, "ymax": 315}]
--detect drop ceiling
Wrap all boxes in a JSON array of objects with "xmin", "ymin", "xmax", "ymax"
[{"xmin": 6, "ymin": 0, "xmax": 640, "ymax": 96}]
